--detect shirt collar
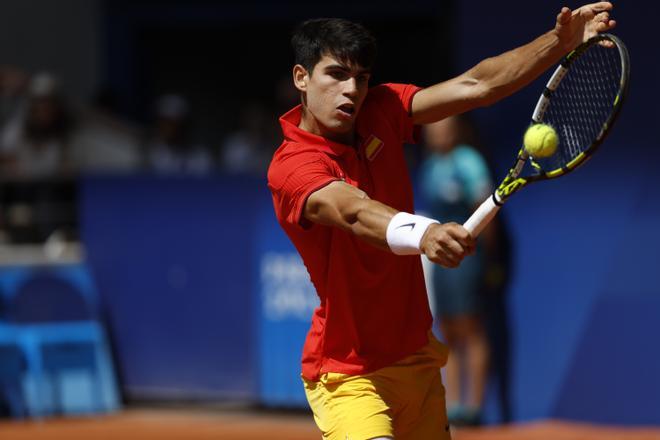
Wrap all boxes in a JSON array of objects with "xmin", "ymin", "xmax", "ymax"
[{"xmin": 279, "ymin": 105, "xmax": 357, "ymax": 157}]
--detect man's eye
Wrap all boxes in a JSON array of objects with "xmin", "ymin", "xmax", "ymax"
[
  {"xmin": 357, "ymin": 75, "xmax": 370, "ymax": 83},
  {"xmin": 329, "ymin": 71, "xmax": 348, "ymax": 80}
]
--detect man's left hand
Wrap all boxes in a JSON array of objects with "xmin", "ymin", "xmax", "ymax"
[{"xmin": 554, "ymin": 2, "xmax": 616, "ymax": 51}]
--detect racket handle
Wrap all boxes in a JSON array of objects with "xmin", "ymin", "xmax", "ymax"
[{"xmin": 463, "ymin": 194, "xmax": 501, "ymax": 238}]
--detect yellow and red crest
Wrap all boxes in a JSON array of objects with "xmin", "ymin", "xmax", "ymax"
[{"xmin": 364, "ymin": 135, "xmax": 384, "ymax": 161}]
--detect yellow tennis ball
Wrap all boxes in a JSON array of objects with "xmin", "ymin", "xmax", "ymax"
[{"xmin": 523, "ymin": 123, "xmax": 559, "ymax": 158}]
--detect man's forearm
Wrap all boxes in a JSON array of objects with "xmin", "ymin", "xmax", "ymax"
[
  {"xmin": 304, "ymin": 181, "xmax": 396, "ymax": 250},
  {"xmin": 469, "ymin": 29, "xmax": 564, "ymax": 106},
  {"xmin": 411, "ymin": 29, "xmax": 566, "ymax": 124},
  {"xmin": 412, "ymin": 3, "xmax": 615, "ymax": 124},
  {"xmin": 344, "ymin": 197, "xmax": 397, "ymax": 251},
  {"xmin": 304, "ymin": 181, "xmax": 473, "ymax": 264},
  {"xmin": 304, "ymin": 181, "xmax": 438, "ymax": 253},
  {"xmin": 338, "ymin": 199, "xmax": 443, "ymax": 257}
]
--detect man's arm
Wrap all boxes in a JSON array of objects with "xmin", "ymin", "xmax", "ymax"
[
  {"xmin": 304, "ymin": 181, "xmax": 474, "ymax": 268},
  {"xmin": 411, "ymin": 2, "xmax": 616, "ymax": 124}
]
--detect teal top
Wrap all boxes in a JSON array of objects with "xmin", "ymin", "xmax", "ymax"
[{"xmin": 419, "ymin": 144, "xmax": 492, "ymax": 223}]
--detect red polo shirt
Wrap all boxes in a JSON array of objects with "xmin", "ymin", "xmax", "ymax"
[{"xmin": 267, "ymin": 83, "xmax": 433, "ymax": 381}]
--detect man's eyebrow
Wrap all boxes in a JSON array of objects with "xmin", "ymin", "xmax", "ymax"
[{"xmin": 324, "ymin": 64, "xmax": 371, "ymax": 75}]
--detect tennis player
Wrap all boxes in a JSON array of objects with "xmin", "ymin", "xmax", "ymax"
[{"xmin": 267, "ymin": 4, "xmax": 615, "ymax": 439}]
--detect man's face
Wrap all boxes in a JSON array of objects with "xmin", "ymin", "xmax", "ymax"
[{"xmin": 295, "ymin": 54, "xmax": 371, "ymax": 142}]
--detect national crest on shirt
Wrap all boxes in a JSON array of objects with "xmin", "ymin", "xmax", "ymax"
[{"xmin": 363, "ymin": 135, "xmax": 384, "ymax": 161}]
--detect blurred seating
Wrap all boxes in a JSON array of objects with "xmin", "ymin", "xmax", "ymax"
[
  {"xmin": 8, "ymin": 274, "xmax": 92, "ymax": 323},
  {"xmin": 41, "ymin": 341, "xmax": 101, "ymax": 415},
  {"xmin": 0, "ymin": 264, "xmax": 119, "ymax": 417}
]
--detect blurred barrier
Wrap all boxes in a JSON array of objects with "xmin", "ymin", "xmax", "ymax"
[
  {"xmin": 79, "ymin": 173, "xmax": 660, "ymax": 424},
  {"xmin": 0, "ymin": 264, "xmax": 120, "ymax": 417},
  {"xmin": 81, "ymin": 175, "xmax": 315, "ymax": 406},
  {"xmin": 255, "ymin": 191, "xmax": 317, "ymax": 407},
  {"xmin": 80, "ymin": 176, "xmax": 260, "ymax": 401}
]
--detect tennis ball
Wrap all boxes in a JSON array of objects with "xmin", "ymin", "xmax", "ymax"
[{"xmin": 523, "ymin": 123, "xmax": 559, "ymax": 158}]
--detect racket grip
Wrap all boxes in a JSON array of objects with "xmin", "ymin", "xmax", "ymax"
[{"xmin": 463, "ymin": 194, "xmax": 501, "ymax": 238}]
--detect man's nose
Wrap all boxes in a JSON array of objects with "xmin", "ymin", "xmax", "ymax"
[{"xmin": 343, "ymin": 77, "xmax": 358, "ymax": 97}]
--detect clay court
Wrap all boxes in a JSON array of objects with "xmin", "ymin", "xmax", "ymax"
[{"xmin": 1, "ymin": 409, "xmax": 660, "ymax": 440}]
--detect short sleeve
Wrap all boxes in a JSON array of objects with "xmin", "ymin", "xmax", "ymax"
[
  {"xmin": 370, "ymin": 83, "xmax": 422, "ymax": 144},
  {"xmin": 267, "ymin": 150, "xmax": 340, "ymax": 228}
]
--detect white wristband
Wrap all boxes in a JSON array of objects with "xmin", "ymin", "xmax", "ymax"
[{"xmin": 386, "ymin": 212, "xmax": 439, "ymax": 255}]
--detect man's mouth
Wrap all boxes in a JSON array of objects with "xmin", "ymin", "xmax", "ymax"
[{"xmin": 337, "ymin": 103, "xmax": 355, "ymax": 118}]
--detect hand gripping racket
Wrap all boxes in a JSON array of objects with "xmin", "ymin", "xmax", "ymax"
[{"xmin": 463, "ymin": 33, "xmax": 630, "ymax": 237}]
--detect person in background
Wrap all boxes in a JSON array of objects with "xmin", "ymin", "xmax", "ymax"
[
  {"xmin": 0, "ymin": 72, "xmax": 78, "ymax": 243},
  {"xmin": 480, "ymin": 190, "xmax": 513, "ymax": 424},
  {"xmin": 220, "ymin": 101, "xmax": 274, "ymax": 175},
  {"xmin": 69, "ymin": 86, "xmax": 142, "ymax": 173},
  {"xmin": 0, "ymin": 72, "xmax": 73, "ymax": 179},
  {"xmin": 0, "ymin": 66, "xmax": 28, "ymax": 131},
  {"xmin": 419, "ymin": 115, "xmax": 495, "ymax": 426},
  {"xmin": 145, "ymin": 94, "xmax": 213, "ymax": 175}
]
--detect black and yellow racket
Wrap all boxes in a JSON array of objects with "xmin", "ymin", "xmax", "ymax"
[{"xmin": 464, "ymin": 33, "xmax": 630, "ymax": 237}]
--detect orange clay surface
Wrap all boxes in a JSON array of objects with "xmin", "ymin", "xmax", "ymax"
[{"xmin": 1, "ymin": 409, "xmax": 659, "ymax": 440}]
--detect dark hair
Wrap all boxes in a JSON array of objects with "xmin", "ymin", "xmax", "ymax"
[{"xmin": 291, "ymin": 18, "xmax": 377, "ymax": 74}]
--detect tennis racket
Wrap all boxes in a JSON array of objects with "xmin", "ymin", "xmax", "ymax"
[{"xmin": 463, "ymin": 33, "xmax": 630, "ymax": 237}]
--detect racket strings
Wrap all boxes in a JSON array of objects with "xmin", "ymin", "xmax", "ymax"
[{"xmin": 537, "ymin": 42, "xmax": 623, "ymax": 172}]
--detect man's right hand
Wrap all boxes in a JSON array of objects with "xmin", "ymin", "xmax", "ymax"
[{"xmin": 420, "ymin": 223, "xmax": 475, "ymax": 268}]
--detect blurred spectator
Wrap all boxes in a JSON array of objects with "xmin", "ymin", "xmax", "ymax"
[
  {"xmin": 475, "ymin": 142, "xmax": 514, "ymax": 425},
  {"xmin": 419, "ymin": 115, "xmax": 495, "ymax": 427},
  {"xmin": 0, "ymin": 66, "xmax": 28, "ymax": 130},
  {"xmin": 0, "ymin": 73, "xmax": 73, "ymax": 179},
  {"xmin": 69, "ymin": 86, "xmax": 142, "ymax": 173},
  {"xmin": 220, "ymin": 101, "xmax": 276, "ymax": 175},
  {"xmin": 480, "ymin": 198, "xmax": 513, "ymax": 424},
  {"xmin": 145, "ymin": 94, "xmax": 213, "ymax": 175}
]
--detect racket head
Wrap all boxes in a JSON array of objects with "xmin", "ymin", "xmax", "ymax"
[{"xmin": 526, "ymin": 33, "xmax": 630, "ymax": 181}]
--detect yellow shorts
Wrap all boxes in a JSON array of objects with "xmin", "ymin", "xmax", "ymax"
[{"xmin": 303, "ymin": 333, "xmax": 451, "ymax": 440}]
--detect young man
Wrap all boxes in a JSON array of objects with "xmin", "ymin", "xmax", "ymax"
[{"xmin": 268, "ymin": 5, "xmax": 615, "ymax": 439}]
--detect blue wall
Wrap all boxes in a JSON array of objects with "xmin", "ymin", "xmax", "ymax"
[
  {"xmin": 78, "ymin": 165, "xmax": 660, "ymax": 423},
  {"xmin": 454, "ymin": 1, "xmax": 660, "ymax": 424},
  {"xmin": 254, "ymin": 190, "xmax": 318, "ymax": 407},
  {"xmin": 80, "ymin": 176, "xmax": 261, "ymax": 400}
]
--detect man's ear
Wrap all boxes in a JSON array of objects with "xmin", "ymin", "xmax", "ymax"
[{"xmin": 293, "ymin": 64, "xmax": 309, "ymax": 92}]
